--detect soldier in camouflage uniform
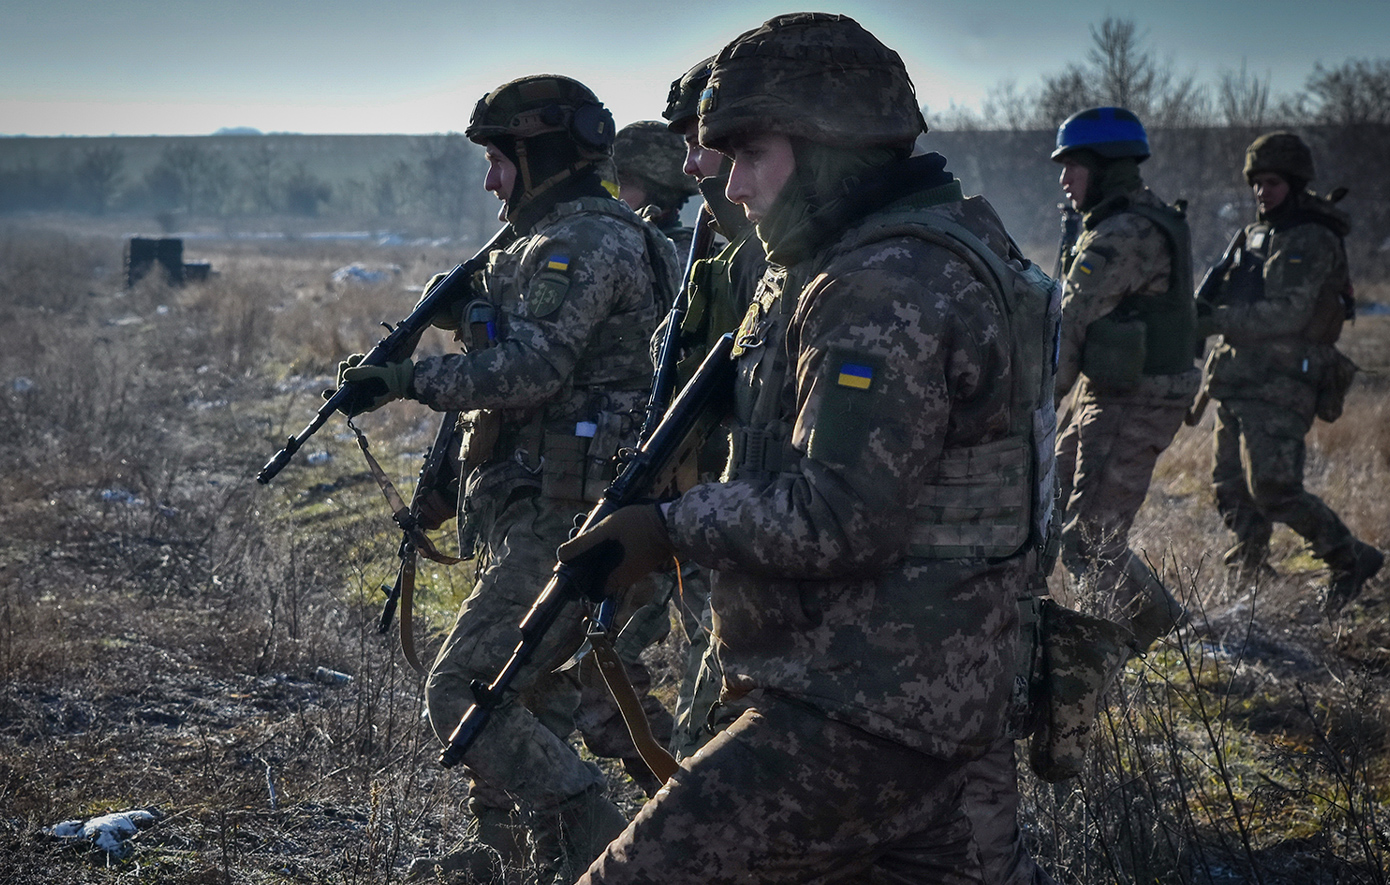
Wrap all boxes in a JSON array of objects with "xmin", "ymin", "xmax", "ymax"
[
  {"xmin": 1201, "ymin": 131, "xmax": 1383, "ymax": 611},
  {"xmin": 338, "ymin": 74, "xmax": 679, "ymax": 883},
  {"xmin": 1051, "ymin": 107, "xmax": 1194, "ymax": 651},
  {"xmin": 614, "ymin": 120, "xmax": 700, "ymax": 257},
  {"xmin": 556, "ymin": 14, "xmax": 1057, "ymax": 883}
]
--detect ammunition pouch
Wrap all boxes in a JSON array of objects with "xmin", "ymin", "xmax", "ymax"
[
  {"xmin": 458, "ymin": 409, "xmax": 502, "ymax": 476},
  {"xmin": 1315, "ymin": 347, "xmax": 1358, "ymax": 423},
  {"xmin": 1081, "ymin": 315, "xmax": 1147, "ymax": 393},
  {"xmin": 540, "ymin": 411, "xmax": 628, "ymax": 504},
  {"xmin": 1027, "ymin": 598, "xmax": 1134, "ymax": 783}
]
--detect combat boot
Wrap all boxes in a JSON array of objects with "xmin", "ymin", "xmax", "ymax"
[
  {"xmin": 527, "ymin": 784, "xmax": 628, "ymax": 885},
  {"xmin": 1324, "ymin": 540, "xmax": 1384, "ymax": 615},
  {"xmin": 405, "ymin": 803, "xmax": 528, "ymax": 883}
]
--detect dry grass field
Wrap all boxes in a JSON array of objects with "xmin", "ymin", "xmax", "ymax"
[{"xmin": 0, "ymin": 218, "xmax": 1387, "ymax": 884}]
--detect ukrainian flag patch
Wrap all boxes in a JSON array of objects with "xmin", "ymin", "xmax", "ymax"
[
  {"xmin": 837, "ymin": 362, "xmax": 874, "ymax": 390},
  {"xmin": 546, "ymin": 254, "xmax": 570, "ymax": 272},
  {"xmin": 1077, "ymin": 261, "xmax": 1094, "ymax": 275}
]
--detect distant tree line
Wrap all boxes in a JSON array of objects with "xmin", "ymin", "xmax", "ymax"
[{"xmin": 0, "ymin": 132, "xmax": 496, "ymax": 239}]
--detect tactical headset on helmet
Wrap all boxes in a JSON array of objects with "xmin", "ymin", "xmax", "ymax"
[
  {"xmin": 698, "ymin": 12, "xmax": 927, "ymax": 152},
  {"xmin": 663, "ymin": 57, "xmax": 714, "ymax": 133},
  {"xmin": 466, "ymin": 74, "xmax": 615, "ymax": 156},
  {"xmin": 1051, "ymin": 107, "xmax": 1150, "ymax": 162},
  {"xmin": 1244, "ymin": 131, "xmax": 1315, "ymax": 185},
  {"xmin": 614, "ymin": 121, "xmax": 699, "ymax": 200}
]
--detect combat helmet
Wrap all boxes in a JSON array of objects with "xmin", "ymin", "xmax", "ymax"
[
  {"xmin": 1051, "ymin": 107, "xmax": 1150, "ymax": 162},
  {"xmin": 614, "ymin": 121, "xmax": 699, "ymax": 206},
  {"xmin": 1244, "ymin": 131, "xmax": 1315, "ymax": 185},
  {"xmin": 698, "ymin": 12, "xmax": 927, "ymax": 152},
  {"xmin": 466, "ymin": 74, "xmax": 615, "ymax": 155},
  {"xmin": 466, "ymin": 74, "xmax": 617, "ymax": 222},
  {"xmin": 663, "ymin": 56, "xmax": 714, "ymax": 133}
]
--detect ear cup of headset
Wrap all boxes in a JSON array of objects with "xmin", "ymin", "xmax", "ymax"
[{"xmin": 570, "ymin": 102, "xmax": 616, "ymax": 152}]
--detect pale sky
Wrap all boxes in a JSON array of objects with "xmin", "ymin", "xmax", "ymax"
[{"xmin": 2, "ymin": 0, "xmax": 1388, "ymax": 136}]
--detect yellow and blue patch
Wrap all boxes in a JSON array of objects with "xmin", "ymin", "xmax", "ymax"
[
  {"xmin": 1076, "ymin": 260, "xmax": 1094, "ymax": 275},
  {"xmin": 837, "ymin": 362, "xmax": 874, "ymax": 390},
  {"xmin": 546, "ymin": 254, "xmax": 570, "ymax": 272}
]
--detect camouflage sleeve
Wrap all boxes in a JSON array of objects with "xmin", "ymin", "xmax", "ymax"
[
  {"xmin": 1055, "ymin": 214, "xmax": 1170, "ymax": 397},
  {"xmin": 1214, "ymin": 223, "xmax": 1339, "ymax": 338},
  {"xmin": 411, "ymin": 216, "xmax": 653, "ymax": 411},
  {"xmin": 666, "ymin": 250, "xmax": 1005, "ymax": 578}
]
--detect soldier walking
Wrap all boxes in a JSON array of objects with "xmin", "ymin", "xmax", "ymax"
[
  {"xmin": 1199, "ymin": 131, "xmax": 1382, "ymax": 612},
  {"xmin": 1051, "ymin": 107, "xmax": 1195, "ymax": 650}
]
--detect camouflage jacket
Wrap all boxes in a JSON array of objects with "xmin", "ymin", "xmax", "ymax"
[
  {"xmin": 1058, "ymin": 186, "xmax": 1199, "ymax": 405},
  {"xmin": 411, "ymin": 196, "xmax": 678, "ymax": 506},
  {"xmin": 1207, "ymin": 195, "xmax": 1351, "ymax": 410},
  {"xmin": 665, "ymin": 183, "xmax": 1026, "ymax": 762}
]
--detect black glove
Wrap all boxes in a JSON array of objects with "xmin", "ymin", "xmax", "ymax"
[{"xmin": 557, "ymin": 504, "xmax": 675, "ymax": 593}]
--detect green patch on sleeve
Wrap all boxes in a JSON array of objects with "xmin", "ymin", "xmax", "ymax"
[
  {"xmin": 806, "ymin": 350, "xmax": 885, "ymax": 466},
  {"xmin": 526, "ymin": 269, "xmax": 571, "ymax": 318}
]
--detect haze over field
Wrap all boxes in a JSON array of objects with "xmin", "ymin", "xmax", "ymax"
[{"xmin": 3, "ymin": 0, "xmax": 1389, "ymax": 136}]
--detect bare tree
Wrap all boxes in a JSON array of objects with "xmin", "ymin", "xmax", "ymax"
[
  {"xmin": 1217, "ymin": 61, "xmax": 1273, "ymax": 128},
  {"xmin": 1033, "ymin": 17, "xmax": 1209, "ymax": 129},
  {"xmin": 1281, "ymin": 58, "xmax": 1390, "ymax": 127}
]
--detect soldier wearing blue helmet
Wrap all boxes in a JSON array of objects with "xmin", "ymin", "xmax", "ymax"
[{"xmin": 1050, "ymin": 106, "xmax": 1194, "ymax": 652}]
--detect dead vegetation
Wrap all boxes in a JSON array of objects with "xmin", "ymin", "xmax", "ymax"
[{"xmin": 0, "ymin": 219, "xmax": 1387, "ymax": 883}]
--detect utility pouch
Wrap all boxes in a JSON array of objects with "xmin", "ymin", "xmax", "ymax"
[
  {"xmin": 1027, "ymin": 599, "xmax": 1134, "ymax": 783},
  {"xmin": 540, "ymin": 430, "xmax": 588, "ymax": 502},
  {"xmin": 1081, "ymin": 315, "xmax": 1147, "ymax": 393},
  {"xmin": 458, "ymin": 410, "xmax": 502, "ymax": 475},
  {"xmin": 1315, "ymin": 348, "xmax": 1358, "ymax": 423},
  {"xmin": 582, "ymin": 410, "xmax": 625, "ymax": 502}
]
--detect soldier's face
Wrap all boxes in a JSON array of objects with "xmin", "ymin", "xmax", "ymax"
[
  {"xmin": 724, "ymin": 133, "xmax": 796, "ymax": 224},
  {"xmin": 679, "ymin": 122, "xmax": 724, "ymax": 180},
  {"xmin": 1059, "ymin": 159, "xmax": 1090, "ymax": 211},
  {"xmin": 1251, "ymin": 172, "xmax": 1290, "ymax": 214},
  {"xmin": 483, "ymin": 143, "xmax": 518, "ymax": 210}
]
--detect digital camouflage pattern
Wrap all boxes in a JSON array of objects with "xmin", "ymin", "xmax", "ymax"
[
  {"xmin": 411, "ymin": 194, "xmax": 675, "ymax": 877},
  {"xmin": 698, "ymin": 12, "xmax": 927, "ymax": 151},
  {"xmin": 666, "ymin": 189, "xmax": 1026, "ymax": 763},
  {"xmin": 1026, "ymin": 600, "xmax": 1132, "ymax": 782},
  {"xmin": 582, "ymin": 695, "xmax": 982, "ymax": 885},
  {"xmin": 1206, "ymin": 195, "xmax": 1365, "ymax": 571},
  {"xmin": 614, "ymin": 121, "xmax": 699, "ymax": 203},
  {"xmin": 1055, "ymin": 184, "xmax": 1195, "ymax": 648}
]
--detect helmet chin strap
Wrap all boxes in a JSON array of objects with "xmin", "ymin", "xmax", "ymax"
[{"xmin": 507, "ymin": 138, "xmax": 595, "ymax": 222}]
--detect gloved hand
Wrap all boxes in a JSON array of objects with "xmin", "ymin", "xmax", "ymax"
[
  {"xmin": 419, "ymin": 272, "xmax": 467, "ymax": 332},
  {"xmin": 557, "ymin": 503, "xmax": 676, "ymax": 593},
  {"xmin": 328, "ymin": 354, "xmax": 414, "ymax": 414}
]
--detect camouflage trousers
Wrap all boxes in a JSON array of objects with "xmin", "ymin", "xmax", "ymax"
[
  {"xmin": 1212, "ymin": 398, "xmax": 1354, "ymax": 562},
  {"xmin": 1055, "ymin": 393, "xmax": 1187, "ymax": 625},
  {"xmin": 579, "ymin": 694, "xmax": 983, "ymax": 885},
  {"xmin": 425, "ymin": 492, "xmax": 606, "ymax": 816},
  {"xmin": 961, "ymin": 741, "xmax": 1059, "ymax": 885}
]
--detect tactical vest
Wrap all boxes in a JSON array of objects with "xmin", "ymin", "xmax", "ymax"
[
  {"xmin": 1220, "ymin": 213, "xmax": 1351, "ymax": 346},
  {"xmin": 678, "ymin": 230, "xmax": 759, "ymax": 387},
  {"xmin": 476, "ymin": 196, "xmax": 678, "ymax": 502},
  {"xmin": 729, "ymin": 205, "xmax": 1061, "ymax": 562},
  {"xmin": 1074, "ymin": 200, "xmax": 1196, "ymax": 376}
]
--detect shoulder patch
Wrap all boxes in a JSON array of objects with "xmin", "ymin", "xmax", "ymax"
[
  {"xmin": 1069, "ymin": 248, "xmax": 1108, "ymax": 283},
  {"xmin": 527, "ymin": 269, "xmax": 571, "ymax": 318}
]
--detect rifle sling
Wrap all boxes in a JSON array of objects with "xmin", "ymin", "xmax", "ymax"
[
  {"xmin": 351, "ymin": 423, "xmax": 465, "ymax": 675},
  {"xmin": 588, "ymin": 621, "xmax": 679, "ymax": 786}
]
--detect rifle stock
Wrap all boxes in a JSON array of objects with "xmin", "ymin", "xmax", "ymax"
[
  {"xmin": 256, "ymin": 226, "xmax": 515, "ymax": 484},
  {"xmin": 440, "ymin": 332, "xmax": 735, "ymax": 768}
]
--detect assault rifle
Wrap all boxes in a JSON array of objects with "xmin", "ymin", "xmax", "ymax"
[
  {"xmin": 1054, "ymin": 203, "xmax": 1081, "ymax": 281},
  {"xmin": 1185, "ymin": 228, "xmax": 1248, "ymax": 426},
  {"xmin": 439, "ymin": 332, "xmax": 735, "ymax": 769},
  {"xmin": 255, "ymin": 225, "xmax": 515, "ymax": 484},
  {"xmin": 641, "ymin": 206, "xmax": 716, "ymax": 440}
]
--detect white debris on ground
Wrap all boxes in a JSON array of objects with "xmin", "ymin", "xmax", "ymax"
[
  {"xmin": 330, "ymin": 263, "xmax": 402, "ymax": 285},
  {"xmin": 43, "ymin": 807, "xmax": 162, "ymax": 859}
]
